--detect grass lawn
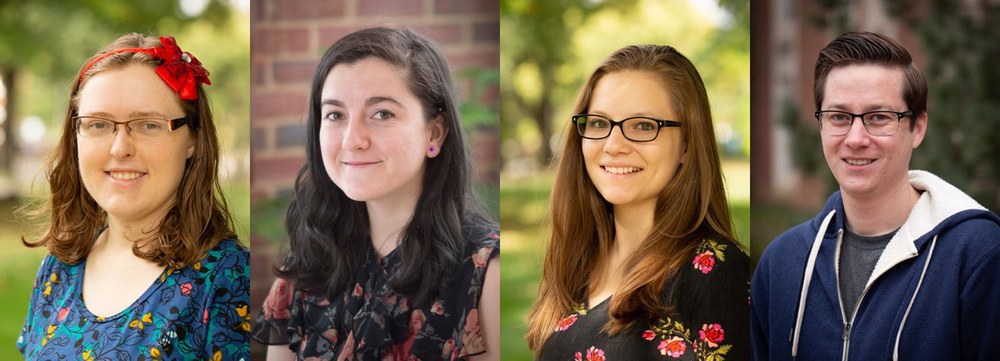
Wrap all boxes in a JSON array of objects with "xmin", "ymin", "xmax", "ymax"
[
  {"xmin": 0, "ymin": 178, "xmax": 249, "ymax": 359},
  {"xmin": 499, "ymin": 161, "xmax": 750, "ymax": 360}
]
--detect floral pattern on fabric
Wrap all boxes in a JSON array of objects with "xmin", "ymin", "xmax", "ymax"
[
  {"xmin": 253, "ymin": 230, "xmax": 500, "ymax": 361},
  {"xmin": 17, "ymin": 239, "xmax": 250, "ymax": 360},
  {"xmin": 538, "ymin": 238, "xmax": 750, "ymax": 361}
]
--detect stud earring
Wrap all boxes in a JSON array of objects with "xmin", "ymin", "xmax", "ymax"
[{"xmin": 429, "ymin": 146, "xmax": 436, "ymax": 153}]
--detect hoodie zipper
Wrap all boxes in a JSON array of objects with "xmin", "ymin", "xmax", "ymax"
[{"xmin": 834, "ymin": 228, "xmax": 896, "ymax": 361}]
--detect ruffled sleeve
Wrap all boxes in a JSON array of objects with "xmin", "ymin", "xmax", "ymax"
[{"xmin": 251, "ymin": 274, "xmax": 296, "ymax": 346}]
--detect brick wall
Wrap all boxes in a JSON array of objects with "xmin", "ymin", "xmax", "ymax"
[{"xmin": 248, "ymin": 0, "xmax": 499, "ymax": 353}]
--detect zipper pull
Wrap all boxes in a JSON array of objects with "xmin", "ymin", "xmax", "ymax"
[{"xmin": 843, "ymin": 322, "xmax": 851, "ymax": 341}]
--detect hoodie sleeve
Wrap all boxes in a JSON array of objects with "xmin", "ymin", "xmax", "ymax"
[{"xmin": 959, "ymin": 236, "xmax": 1000, "ymax": 360}]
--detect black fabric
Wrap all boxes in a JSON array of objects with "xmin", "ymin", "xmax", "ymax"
[{"xmin": 538, "ymin": 239, "xmax": 750, "ymax": 361}]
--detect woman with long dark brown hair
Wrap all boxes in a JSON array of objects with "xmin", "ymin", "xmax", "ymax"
[
  {"xmin": 252, "ymin": 27, "xmax": 500, "ymax": 361},
  {"xmin": 17, "ymin": 33, "xmax": 249, "ymax": 359},
  {"xmin": 526, "ymin": 45, "xmax": 749, "ymax": 360}
]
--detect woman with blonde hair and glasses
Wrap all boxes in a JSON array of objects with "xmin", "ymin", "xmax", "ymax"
[
  {"xmin": 17, "ymin": 33, "xmax": 249, "ymax": 359},
  {"xmin": 527, "ymin": 45, "xmax": 749, "ymax": 360}
]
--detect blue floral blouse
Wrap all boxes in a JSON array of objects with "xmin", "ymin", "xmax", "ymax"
[{"xmin": 17, "ymin": 239, "xmax": 250, "ymax": 360}]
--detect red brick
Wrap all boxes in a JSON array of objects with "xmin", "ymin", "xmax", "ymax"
[
  {"xmin": 252, "ymin": 154, "xmax": 306, "ymax": 183},
  {"xmin": 253, "ymin": 28, "xmax": 310, "ymax": 55},
  {"xmin": 252, "ymin": 60, "xmax": 266, "ymax": 85},
  {"xmin": 274, "ymin": 59, "xmax": 318, "ymax": 84},
  {"xmin": 273, "ymin": 0, "xmax": 346, "ymax": 20},
  {"xmin": 446, "ymin": 48, "xmax": 499, "ymax": 69},
  {"xmin": 412, "ymin": 24, "xmax": 464, "ymax": 45},
  {"xmin": 251, "ymin": 90, "xmax": 309, "ymax": 119},
  {"xmin": 358, "ymin": 0, "xmax": 424, "ymax": 16},
  {"xmin": 251, "ymin": 0, "xmax": 265, "ymax": 22},
  {"xmin": 318, "ymin": 25, "xmax": 369, "ymax": 49},
  {"xmin": 434, "ymin": 0, "xmax": 497, "ymax": 14},
  {"xmin": 473, "ymin": 21, "xmax": 499, "ymax": 43}
]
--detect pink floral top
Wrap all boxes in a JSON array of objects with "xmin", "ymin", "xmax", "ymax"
[
  {"xmin": 539, "ymin": 239, "xmax": 750, "ymax": 361},
  {"xmin": 252, "ymin": 231, "xmax": 499, "ymax": 360}
]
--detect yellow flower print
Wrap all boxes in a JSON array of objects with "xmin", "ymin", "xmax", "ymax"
[
  {"xmin": 43, "ymin": 273, "xmax": 59, "ymax": 297},
  {"xmin": 236, "ymin": 304, "xmax": 251, "ymax": 332},
  {"xmin": 41, "ymin": 325, "xmax": 56, "ymax": 346},
  {"xmin": 82, "ymin": 349, "xmax": 94, "ymax": 361},
  {"xmin": 150, "ymin": 346, "xmax": 161, "ymax": 360},
  {"xmin": 129, "ymin": 312, "xmax": 153, "ymax": 331},
  {"xmin": 212, "ymin": 349, "xmax": 222, "ymax": 361}
]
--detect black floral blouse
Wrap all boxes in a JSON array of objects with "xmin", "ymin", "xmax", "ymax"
[
  {"xmin": 253, "ymin": 230, "xmax": 499, "ymax": 360},
  {"xmin": 538, "ymin": 239, "xmax": 750, "ymax": 361}
]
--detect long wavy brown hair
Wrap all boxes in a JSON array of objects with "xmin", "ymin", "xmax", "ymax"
[
  {"xmin": 526, "ymin": 45, "xmax": 736, "ymax": 351},
  {"xmin": 20, "ymin": 33, "xmax": 236, "ymax": 269}
]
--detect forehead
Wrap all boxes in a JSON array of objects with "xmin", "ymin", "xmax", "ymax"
[
  {"xmin": 589, "ymin": 70, "xmax": 676, "ymax": 119},
  {"xmin": 321, "ymin": 57, "xmax": 415, "ymax": 103},
  {"xmin": 77, "ymin": 63, "xmax": 183, "ymax": 116},
  {"xmin": 822, "ymin": 64, "xmax": 906, "ymax": 109}
]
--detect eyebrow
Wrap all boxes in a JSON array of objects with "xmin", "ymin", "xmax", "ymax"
[
  {"xmin": 824, "ymin": 103, "xmax": 898, "ymax": 112},
  {"xmin": 78, "ymin": 110, "xmax": 174, "ymax": 118},
  {"xmin": 321, "ymin": 96, "xmax": 404, "ymax": 108}
]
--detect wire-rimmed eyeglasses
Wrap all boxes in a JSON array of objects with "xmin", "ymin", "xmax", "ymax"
[{"xmin": 74, "ymin": 116, "xmax": 189, "ymax": 139}]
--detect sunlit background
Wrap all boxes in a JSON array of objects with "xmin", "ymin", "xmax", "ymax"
[
  {"xmin": 0, "ymin": 1, "xmax": 249, "ymax": 357},
  {"xmin": 499, "ymin": 0, "xmax": 749, "ymax": 359}
]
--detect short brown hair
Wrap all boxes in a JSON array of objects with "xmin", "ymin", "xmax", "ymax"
[
  {"xmin": 21, "ymin": 33, "xmax": 236, "ymax": 269},
  {"xmin": 814, "ymin": 31, "xmax": 927, "ymax": 130}
]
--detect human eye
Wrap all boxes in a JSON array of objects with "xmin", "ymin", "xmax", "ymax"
[
  {"xmin": 324, "ymin": 111, "xmax": 345, "ymax": 122},
  {"xmin": 371, "ymin": 110, "xmax": 395, "ymax": 120},
  {"xmin": 866, "ymin": 112, "xmax": 893, "ymax": 123},
  {"xmin": 826, "ymin": 112, "xmax": 851, "ymax": 123},
  {"xmin": 631, "ymin": 118, "xmax": 658, "ymax": 132},
  {"xmin": 588, "ymin": 117, "xmax": 610, "ymax": 129}
]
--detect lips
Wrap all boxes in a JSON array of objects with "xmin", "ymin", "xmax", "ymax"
[
  {"xmin": 844, "ymin": 158, "xmax": 875, "ymax": 166},
  {"xmin": 602, "ymin": 166, "xmax": 643, "ymax": 174},
  {"xmin": 107, "ymin": 171, "xmax": 145, "ymax": 180}
]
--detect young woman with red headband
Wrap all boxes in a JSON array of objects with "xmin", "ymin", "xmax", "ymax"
[{"xmin": 17, "ymin": 33, "xmax": 249, "ymax": 360}]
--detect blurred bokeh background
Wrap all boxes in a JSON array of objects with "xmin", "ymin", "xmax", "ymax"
[
  {"xmin": 247, "ymin": 0, "xmax": 499, "ymax": 358},
  {"xmin": 751, "ymin": 1, "xmax": 1000, "ymax": 263},
  {"xmin": 499, "ymin": 0, "xmax": 749, "ymax": 359},
  {"xmin": 0, "ymin": 0, "xmax": 249, "ymax": 358}
]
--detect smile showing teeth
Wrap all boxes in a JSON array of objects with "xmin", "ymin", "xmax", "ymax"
[
  {"xmin": 845, "ymin": 159, "xmax": 873, "ymax": 166},
  {"xmin": 604, "ymin": 166, "xmax": 642, "ymax": 174},
  {"xmin": 109, "ymin": 172, "xmax": 144, "ymax": 180}
]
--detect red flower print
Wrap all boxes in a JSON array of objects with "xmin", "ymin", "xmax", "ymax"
[
  {"xmin": 461, "ymin": 309, "xmax": 485, "ymax": 355},
  {"xmin": 431, "ymin": 300, "xmax": 446, "ymax": 315},
  {"xmin": 441, "ymin": 338, "xmax": 455, "ymax": 360},
  {"xmin": 180, "ymin": 282, "xmax": 193, "ymax": 296},
  {"xmin": 693, "ymin": 251, "xmax": 716, "ymax": 274},
  {"xmin": 699, "ymin": 323, "xmax": 725, "ymax": 348},
  {"xmin": 57, "ymin": 307, "xmax": 70, "ymax": 322},
  {"xmin": 555, "ymin": 314, "xmax": 578, "ymax": 332},
  {"xmin": 203, "ymin": 309, "xmax": 208, "ymax": 324},
  {"xmin": 352, "ymin": 283, "xmax": 363, "ymax": 297},
  {"xmin": 585, "ymin": 346, "xmax": 605, "ymax": 361},
  {"xmin": 574, "ymin": 352, "xmax": 582, "ymax": 361},
  {"xmin": 263, "ymin": 278, "xmax": 293, "ymax": 320},
  {"xmin": 323, "ymin": 329, "xmax": 338, "ymax": 343},
  {"xmin": 472, "ymin": 247, "xmax": 494, "ymax": 268},
  {"xmin": 658, "ymin": 336, "xmax": 687, "ymax": 358},
  {"xmin": 642, "ymin": 329, "xmax": 656, "ymax": 341}
]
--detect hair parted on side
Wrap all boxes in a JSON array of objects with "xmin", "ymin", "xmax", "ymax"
[
  {"xmin": 526, "ymin": 45, "xmax": 736, "ymax": 351},
  {"xmin": 277, "ymin": 27, "xmax": 492, "ymax": 307},
  {"xmin": 814, "ymin": 31, "xmax": 927, "ymax": 130},
  {"xmin": 20, "ymin": 33, "xmax": 237, "ymax": 269}
]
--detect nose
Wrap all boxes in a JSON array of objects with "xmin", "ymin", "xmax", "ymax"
[
  {"xmin": 341, "ymin": 118, "xmax": 370, "ymax": 151},
  {"xmin": 109, "ymin": 123, "xmax": 135, "ymax": 159},
  {"xmin": 602, "ymin": 124, "xmax": 632, "ymax": 154},
  {"xmin": 842, "ymin": 115, "xmax": 871, "ymax": 148}
]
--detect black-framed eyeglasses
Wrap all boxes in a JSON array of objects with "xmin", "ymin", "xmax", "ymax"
[
  {"xmin": 74, "ymin": 116, "xmax": 189, "ymax": 139},
  {"xmin": 572, "ymin": 114, "xmax": 681, "ymax": 142},
  {"xmin": 814, "ymin": 110, "xmax": 913, "ymax": 136}
]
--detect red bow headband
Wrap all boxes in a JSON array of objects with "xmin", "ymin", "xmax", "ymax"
[{"xmin": 78, "ymin": 36, "xmax": 211, "ymax": 100}]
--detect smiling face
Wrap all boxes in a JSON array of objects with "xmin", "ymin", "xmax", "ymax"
[
  {"xmin": 582, "ymin": 70, "xmax": 686, "ymax": 211},
  {"xmin": 318, "ymin": 57, "xmax": 445, "ymax": 205},
  {"xmin": 820, "ymin": 64, "xmax": 926, "ymax": 198},
  {"xmin": 76, "ymin": 63, "xmax": 194, "ymax": 226}
]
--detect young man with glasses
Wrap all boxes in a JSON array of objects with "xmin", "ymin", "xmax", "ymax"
[{"xmin": 751, "ymin": 31, "xmax": 1000, "ymax": 360}]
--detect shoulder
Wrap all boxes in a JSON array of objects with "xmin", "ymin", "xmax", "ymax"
[
  {"xmin": 462, "ymin": 220, "xmax": 500, "ymax": 261},
  {"xmin": 199, "ymin": 238, "xmax": 250, "ymax": 271},
  {"xmin": 758, "ymin": 217, "xmax": 821, "ymax": 268},
  {"xmin": 689, "ymin": 238, "xmax": 749, "ymax": 277}
]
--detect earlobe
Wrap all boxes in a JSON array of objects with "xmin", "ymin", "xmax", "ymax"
[
  {"xmin": 427, "ymin": 115, "xmax": 449, "ymax": 158},
  {"xmin": 187, "ymin": 141, "xmax": 195, "ymax": 159}
]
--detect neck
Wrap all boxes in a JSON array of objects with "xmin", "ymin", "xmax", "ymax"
[
  {"xmin": 611, "ymin": 201, "xmax": 656, "ymax": 257},
  {"xmin": 841, "ymin": 176, "xmax": 920, "ymax": 236},
  {"xmin": 93, "ymin": 215, "xmax": 163, "ymax": 260},
  {"xmin": 366, "ymin": 190, "xmax": 421, "ymax": 257}
]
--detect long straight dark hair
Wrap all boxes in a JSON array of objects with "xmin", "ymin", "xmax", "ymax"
[
  {"xmin": 277, "ymin": 27, "xmax": 488, "ymax": 307},
  {"xmin": 527, "ymin": 45, "xmax": 736, "ymax": 350}
]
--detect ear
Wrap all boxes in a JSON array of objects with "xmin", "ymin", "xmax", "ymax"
[
  {"xmin": 426, "ymin": 114, "xmax": 449, "ymax": 158},
  {"xmin": 186, "ymin": 137, "xmax": 195, "ymax": 159},
  {"xmin": 911, "ymin": 111, "xmax": 927, "ymax": 149}
]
